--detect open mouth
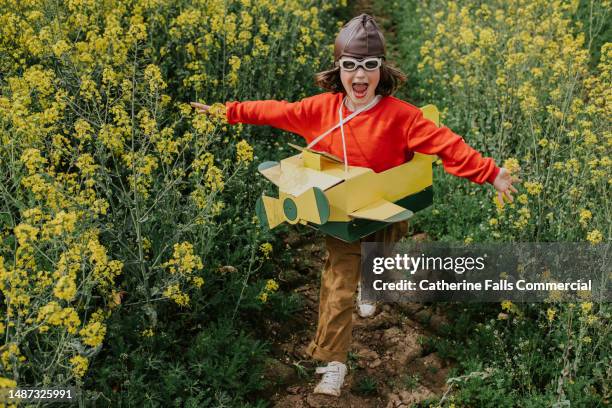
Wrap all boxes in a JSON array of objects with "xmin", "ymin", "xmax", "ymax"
[{"xmin": 352, "ymin": 83, "xmax": 368, "ymax": 98}]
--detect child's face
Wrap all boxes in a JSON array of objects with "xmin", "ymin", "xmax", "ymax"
[{"xmin": 340, "ymin": 61, "xmax": 380, "ymax": 109}]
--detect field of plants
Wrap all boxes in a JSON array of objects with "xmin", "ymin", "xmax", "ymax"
[
  {"xmin": 386, "ymin": 0, "xmax": 610, "ymax": 406},
  {"xmin": 0, "ymin": 0, "xmax": 609, "ymax": 406}
]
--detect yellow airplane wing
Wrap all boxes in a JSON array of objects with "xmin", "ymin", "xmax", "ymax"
[
  {"xmin": 349, "ymin": 199, "xmax": 414, "ymax": 223},
  {"xmin": 257, "ymin": 160, "xmax": 343, "ymax": 196},
  {"xmin": 258, "ymin": 161, "xmax": 282, "ymax": 185}
]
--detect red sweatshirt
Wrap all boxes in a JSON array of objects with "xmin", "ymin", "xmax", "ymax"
[{"xmin": 225, "ymin": 92, "xmax": 500, "ymax": 185}]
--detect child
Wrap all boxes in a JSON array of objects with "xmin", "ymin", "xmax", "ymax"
[{"xmin": 191, "ymin": 13, "xmax": 519, "ymax": 397}]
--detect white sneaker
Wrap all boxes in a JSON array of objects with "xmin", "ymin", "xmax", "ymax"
[
  {"xmin": 357, "ymin": 281, "xmax": 377, "ymax": 318},
  {"xmin": 313, "ymin": 361, "xmax": 347, "ymax": 397}
]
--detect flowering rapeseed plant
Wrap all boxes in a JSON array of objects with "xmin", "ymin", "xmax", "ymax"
[
  {"xmin": 415, "ymin": 0, "xmax": 610, "ymax": 242},
  {"xmin": 257, "ymin": 278, "xmax": 280, "ymax": 304},
  {"xmin": 0, "ymin": 0, "xmax": 346, "ymax": 396},
  {"xmin": 406, "ymin": 3, "xmax": 610, "ymax": 405}
]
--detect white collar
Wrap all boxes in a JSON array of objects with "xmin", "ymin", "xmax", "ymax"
[{"xmin": 343, "ymin": 94, "xmax": 383, "ymax": 113}]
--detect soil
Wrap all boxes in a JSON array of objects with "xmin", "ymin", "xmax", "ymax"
[{"xmin": 260, "ymin": 229, "xmax": 454, "ymax": 408}]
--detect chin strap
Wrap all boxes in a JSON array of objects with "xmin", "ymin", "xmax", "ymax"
[{"xmin": 306, "ymin": 95, "xmax": 382, "ymax": 173}]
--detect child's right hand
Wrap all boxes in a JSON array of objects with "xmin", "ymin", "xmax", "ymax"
[{"xmin": 190, "ymin": 102, "xmax": 211, "ymax": 114}]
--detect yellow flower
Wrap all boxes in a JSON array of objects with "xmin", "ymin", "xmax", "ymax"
[
  {"xmin": 142, "ymin": 237, "xmax": 152, "ymax": 252},
  {"xmin": 546, "ymin": 308, "xmax": 556, "ymax": 322},
  {"xmin": 70, "ymin": 355, "xmax": 89, "ymax": 378},
  {"xmin": 489, "ymin": 218, "xmax": 498, "ymax": 226},
  {"xmin": 14, "ymin": 223, "xmax": 39, "ymax": 246},
  {"xmin": 257, "ymin": 291, "xmax": 268, "ymax": 303},
  {"xmin": 236, "ymin": 140, "xmax": 254, "ymax": 163},
  {"xmin": 205, "ymin": 165, "xmax": 224, "ymax": 192},
  {"xmin": 191, "ymin": 276, "xmax": 204, "ymax": 288},
  {"xmin": 580, "ymin": 302, "xmax": 593, "ymax": 314},
  {"xmin": 144, "ymin": 64, "xmax": 167, "ymax": 92},
  {"xmin": 20, "ymin": 148, "xmax": 48, "ymax": 175},
  {"xmin": 162, "ymin": 242, "xmax": 204, "ymax": 276},
  {"xmin": 53, "ymin": 275, "xmax": 77, "ymax": 301},
  {"xmin": 459, "ymin": 27, "xmax": 475, "ymax": 45},
  {"xmin": 52, "ymin": 39, "xmax": 71, "ymax": 57},
  {"xmin": 0, "ymin": 376, "xmax": 16, "ymax": 388},
  {"xmin": 1, "ymin": 343, "xmax": 26, "ymax": 370},
  {"xmin": 265, "ymin": 279, "xmax": 279, "ymax": 293},
  {"xmin": 61, "ymin": 308, "xmax": 82, "ymax": 334},
  {"xmin": 259, "ymin": 242, "xmax": 273, "ymax": 259},
  {"xmin": 451, "ymin": 74, "xmax": 463, "ymax": 87},
  {"xmin": 79, "ymin": 321, "xmax": 106, "ymax": 347},
  {"xmin": 586, "ymin": 315, "xmax": 598, "ymax": 325},
  {"xmin": 503, "ymin": 158, "xmax": 520, "ymax": 174},
  {"xmin": 192, "ymin": 152, "xmax": 214, "ymax": 172},
  {"xmin": 586, "ymin": 229, "xmax": 603, "ymax": 244},
  {"xmin": 501, "ymin": 300, "xmax": 513, "ymax": 312},
  {"xmin": 102, "ymin": 67, "xmax": 117, "ymax": 86},
  {"xmin": 141, "ymin": 328, "xmax": 154, "ymax": 337},
  {"xmin": 579, "ymin": 209, "xmax": 592, "ymax": 228},
  {"xmin": 517, "ymin": 82, "xmax": 539, "ymax": 112},
  {"xmin": 90, "ymin": 309, "xmax": 108, "ymax": 323},
  {"xmin": 21, "ymin": 207, "xmax": 46, "ymax": 224},
  {"xmin": 253, "ymin": 37, "xmax": 270, "ymax": 57},
  {"xmin": 259, "ymin": 22, "xmax": 269, "ymax": 35},
  {"xmin": 207, "ymin": 103, "xmax": 228, "ymax": 123},
  {"xmin": 79, "ymin": 75, "xmax": 99, "ymax": 102},
  {"xmin": 493, "ymin": 194, "xmax": 505, "ymax": 211},
  {"xmin": 163, "ymin": 284, "xmax": 190, "ymax": 307},
  {"xmin": 565, "ymin": 159, "xmax": 580, "ymax": 173},
  {"xmin": 524, "ymin": 181, "xmax": 543, "ymax": 196},
  {"xmin": 478, "ymin": 28, "xmax": 496, "ymax": 47},
  {"xmin": 41, "ymin": 211, "xmax": 78, "ymax": 239}
]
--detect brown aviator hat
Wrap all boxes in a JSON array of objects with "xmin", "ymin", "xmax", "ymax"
[{"xmin": 334, "ymin": 14, "xmax": 386, "ymax": 61}]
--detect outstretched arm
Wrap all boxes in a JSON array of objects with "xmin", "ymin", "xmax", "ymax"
[
  {"xmin": 405, "ymin": 109, "xmax": 520, "ymax": 205},
  {"xmin": 191, "ymin": 96, "xmax": 316, "ymax": 137}
]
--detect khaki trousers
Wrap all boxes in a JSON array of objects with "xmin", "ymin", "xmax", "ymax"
[{"xmin": 305, "ymin": 221, "xmax": 409, "ymax": 363}]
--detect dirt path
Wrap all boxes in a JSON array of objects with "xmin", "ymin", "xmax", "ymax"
[{"xmin": 260, "ymin": 230, "xmax": 454, "ymax": 408}]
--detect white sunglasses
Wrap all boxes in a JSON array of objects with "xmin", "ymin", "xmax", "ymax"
[{"xmin": 336, "ymin": 57, "xmax": 383, "ymax": 71}]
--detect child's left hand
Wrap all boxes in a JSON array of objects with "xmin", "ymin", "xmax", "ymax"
[{"xmin": 492, "ymin": 167, "xmax": 521, "ymax": 206}]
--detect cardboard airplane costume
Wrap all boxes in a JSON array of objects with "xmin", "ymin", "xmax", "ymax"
[{"xmin": 255, "ymin": 103, "xmax": 439, "ymax": 243}]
